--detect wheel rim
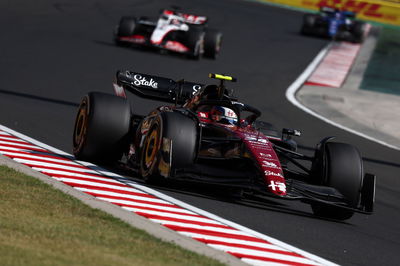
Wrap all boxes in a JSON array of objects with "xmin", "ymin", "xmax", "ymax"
[
  {"xmin": 143, "ymin": 128, "xmax": 159, "ymax": 170},
  {"xmin": 215, "ymin": 35, "xmax": 222, "ymax": 53},
  {"xmin": 73, "ymin": 99, "xmax": 88, "ymax": 153}
]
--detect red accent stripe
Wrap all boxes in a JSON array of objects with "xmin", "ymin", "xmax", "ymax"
[
  {"xmin": 140, "ymin": 213, "xmax": 230, "ymax": 229},
  {"xmin": 26, "ymin": 164, "xmax": 98, "ymax": 175},
  {"xmin": 83, "ymin": 191, "xmax": 182, "ymax": 209},
  {"xmin": 194, "ymin": 238, "xmax": 304, "ymax": 257},
  {"xmin": 0, "ymin": 149, "xmax": 73, "ymax": 162},
  {"xmin": 0, "ymin": 136, "xmax": 28, "ymax": 144},
  {"xmin": 229, "ymin": 252, "xmax": 317, "ymax": 266},
  {"xmin": 303, "ymin": 81, "xmax": 331, "ymax": 87},
  {"xmin": 164, "ymin": 224, "xmax": 268, "ymax": 244},
  {"xmin": 67, "ymin": 183, "xmax": 157, "ymax": 199},
  {"xmin": 10, "ymin": 154, "xmax": 87, "ymax": 169},
  {"xmin": 45, "ymin": 173, "xmax": 126, "ymax": 187},
  {"xmin": 0, "ymin": 143, "xmax": 46, "ymax": 152},
  {"xmin": 134, "ymin": 209, "xmax": 202, "ymax": 219}
]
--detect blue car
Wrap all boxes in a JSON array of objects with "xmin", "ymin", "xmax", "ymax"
[{"xmin": 301, "ymin": 7, "xmax": 366, "ymax": 43}]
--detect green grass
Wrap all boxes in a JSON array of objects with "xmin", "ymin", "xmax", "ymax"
[
  {"xmin": 361, "ymin": 27, "xmax": 400, "ymax": 95},
  {"xmin": 0, "ymin": 165, "xmax": 225, "ymax": 266}
]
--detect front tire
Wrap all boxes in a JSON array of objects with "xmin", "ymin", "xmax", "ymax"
[
  {"xmin": 311, "ymin": 142, "xmax": 364, "ymax": 220},
  {"xmin": 73, "ymin": 92, "xmax": 131, "ymax": 163},
  {"xmin": 115, "ymin": 16, "xmax": 136, "ymax": 45}
]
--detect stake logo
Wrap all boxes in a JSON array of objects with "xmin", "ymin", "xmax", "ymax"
[{"xmin": 133, "ymin": 75, "xmax": 158, "ymax": 88}]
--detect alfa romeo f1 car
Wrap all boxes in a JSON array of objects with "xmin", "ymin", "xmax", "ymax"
[
  {"xmin": 114, "ymin": 8, "xmax": 222, "ymax": 59},
  {"xmin": 73, "ymin": 71, "xmax": 375, "ymax": 220},
  {"xmin": 301, "ymin": 7, "xmax": 367, "ymax": 43}
]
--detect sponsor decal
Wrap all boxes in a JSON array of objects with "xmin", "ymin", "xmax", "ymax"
[
  {"xmin": 181, "ymin": 14, "xmax": 207, "ymax": 24},
  {"xmin": 264, "ymin": 170, "xmax": 284, "ymax": 178},
  {"xmin": 164, "ymin": 41, "xmax": 189, "ymax": 52},
  {"xmin": 262, "ymin": 160, "xmax": 279, "ymax": 169},
  {"xmin": 133, "ymin": 74, "xmax": 158, "ymax": 88},
  {"xmin": 316, "ymin": 0, "xmax": 384, "ymax": 18},
  {"xmin": 192, "ymin": 84, "xmax": 202, "ymax": 95},
  {"xmin": 245, "ymin": 136, "xmax": 268, "ymax": 143},
  {"xmin": 264, "ymin": 0, "xmax": 400, "ymax": 25},
  {"xmin": 198, "ymin": 112, "xmax": 208, "ymax": 118},
  {"xmin": 232, "ymin": 101, "xmax": 245, "ymax": 106},
  {"xmin": 259, "ymin": 152, "xmax": 273, "ymax": 158},
  {"xmin": 268, "ymin": 180, "xmax": 287, "ymax": 193}
]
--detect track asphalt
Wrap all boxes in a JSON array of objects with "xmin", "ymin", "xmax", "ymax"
[{"xmin": 1, "ymin": 0, "xmax": 400, "ymax": 265}]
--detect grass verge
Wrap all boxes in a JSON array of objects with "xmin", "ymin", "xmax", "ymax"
[
  {"xmin": 361, "ymin": 27, "xmax": 400, "ymax": 95},
  {"xmin": 0, "ymin": 165, "xmax": 225, "ymax": 266}
]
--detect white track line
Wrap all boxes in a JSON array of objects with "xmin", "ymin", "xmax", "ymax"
[{"xmin": 285, "ymin": 43, "xmax": 400, "ymax": 151}]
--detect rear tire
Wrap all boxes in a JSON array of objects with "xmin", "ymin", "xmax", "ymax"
[
  {"xmin": 352, "ymin": 21, "xmax": 366, "ymax": 43},
  {"xmin": 204, "ymin": 29, "xmax": 222, "ymax": 59},
  {"xmin": 140, "ymin": 111, "xmax": 198, "ymax": 183},
  {"xmin": 311, "ymin": 142, "xmax": 364, "ymax": 220},
  {"xmin": 186, "ymin": 30, "xmax": 204, "ymax": 60},
  {"xmin": 73, "ymin": 92, "xmax": 131, "ymax": 163}
]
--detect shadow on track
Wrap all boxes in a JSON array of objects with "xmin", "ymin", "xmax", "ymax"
[
  {"xmin": 0, "ymin": 89, "xmax": 79, "ymax": 107},
  {"xmin": 93, "ymin": 40, "xmax": 213, "ymax": 61},
  {"xmin": 100, "ymin": 164, "xmax": 349, "ymax": 224}
]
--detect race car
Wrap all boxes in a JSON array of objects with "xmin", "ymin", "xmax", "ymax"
[
  {"xmin": 72, "ymin": 71, "xmax": 375, "ymax": 220},
  {"xmin": 114, "ymin": 8, "xmax": 222, "ymax": 59},
  {"xmin": 301, "ymin": 7, "xmax": 367, "ymax": 43}
]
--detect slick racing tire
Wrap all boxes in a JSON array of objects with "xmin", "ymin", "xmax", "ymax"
[
  {"xmin": 115, "ymin": 16, "xmax": 136, "ymax": 45},
  {"xmin": 73, "ymin": 92, "xmax": 131, "ymax": 163},
  {"xmin": 311, "ymin": 142, "xmax": 364, "ymax": 220},
  {"xmin": 140, "ymin": 111, "xmax": 198, "ymax": 183},
  {"xmin": 301, "ymin": 14, "xmax": 317, "ymax": 35},
  {"xmin": 351, "ymin": 21, "xmax": 366, "ymax": 43},
  {"xmin": 186, "ymin": 30, "xmax": 204, "ymax": 60},
  {"xmin": 204, "ymin": 29, "xmax": 222, "ymax": 59},
  {"xmin": 117, "ymin": 16, "xmax": 136, "ymax": 36}
]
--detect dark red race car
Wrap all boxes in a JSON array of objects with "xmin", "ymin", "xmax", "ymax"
[
  {"xmin": 73, "ymin": 71, "xmax": 375, "ymax": 220},
  {"xmin": 114, "ymin": 8, "xmax": 222, "ymax": 59}
]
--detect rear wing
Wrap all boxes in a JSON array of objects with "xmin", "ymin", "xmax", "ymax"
[
  {"xmin": 162, "ymin": 9, "xmax": 208, "ymax": 25},
  {"xmin": 179, "ymin": 12, "xmax": 208, "ymax": 25},
  {"xmin": 114, "ymin": 70, "xmax": 203, "ymax": 104}
]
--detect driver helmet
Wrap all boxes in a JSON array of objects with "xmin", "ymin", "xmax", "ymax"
[{"xmin": 210, "ymin": 106, "xmax": 238, "ymax": 125}]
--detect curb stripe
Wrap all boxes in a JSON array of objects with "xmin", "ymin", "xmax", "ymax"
[
  {"xmin": 234, "ymin": 253, "xmax": 320, "ymax": 266},
  {"xmin": 0, "ymin": 126, "xmax": 338, "ymax": 266},
  {"xmin": 164, "ymin": 224, "xmax": 267, "ymax": 243},
  {"xmin": 143, "ymin": 214, "xmax": 226, "ymax": 228},
  {"xmin": 69, "ymin": 183, "xmax": 156, "ymax": 198},
  {"xmin": 194, "ymin": 238, "xmax": 301, "ymax": 256}
]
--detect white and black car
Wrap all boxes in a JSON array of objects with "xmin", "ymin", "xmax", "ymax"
[{"xmin": 114, "ymin": 8, "xmax": 223, "ymax": 59}]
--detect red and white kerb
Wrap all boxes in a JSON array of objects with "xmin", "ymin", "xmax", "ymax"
[{"xmin": 0, "ymin": 126, "xmax": 336, "ymax": 266}]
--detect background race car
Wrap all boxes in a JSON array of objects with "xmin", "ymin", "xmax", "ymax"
[
  {"xmin": 73, "ymin": 71, "xmax": 375, "ymax": 221},
  {"xmin": 114, "ymin": 7, "xmax": 222, "ymax": 59},
  {"xmin": 301, "ymin": 7, "xmax": 367, "ymax": 43}
]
